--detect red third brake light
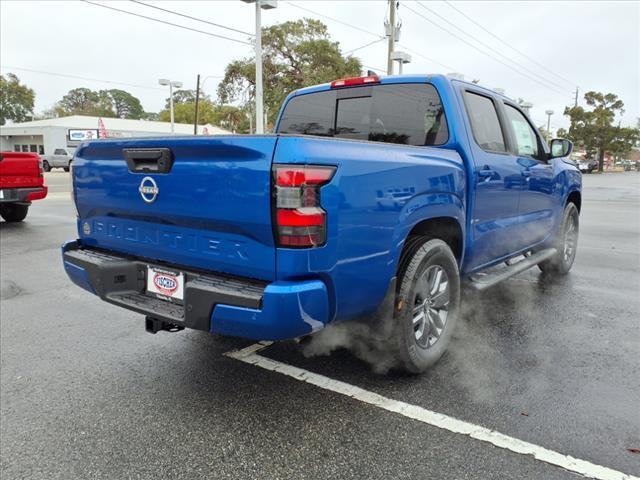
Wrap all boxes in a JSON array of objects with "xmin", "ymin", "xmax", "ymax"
[
  {"xmin": 273, "ymin": 165, "xmax": 336, "ymax": 248},
  {"xmin": 330, "ymin": 75, "xmax": 380, "ymax": 89}
]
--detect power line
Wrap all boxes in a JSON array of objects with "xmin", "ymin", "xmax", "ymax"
[
  {"xmin": 283, "ymin": 0, "xmax": 462, "ymax": 74},
  {"xmin": 81, "ymin": 1, "xmax": 252, "ymax": 46},
  {"xmin": 443, "ymin": 0, "xmax": 577, "ymax": 88},
  {"xmin": 129, "ymin": 0, "xmax": 253, "ymax": 37},
  {"xmin": 404, "ymin": 3, "xmax": 569, "ymax": 97},
  {"xmin": 345, "ymin": 38, "xmax": 386, "ymax": 55},
  {"xmin": 1, "ymin": 65, "xmax": 166, "ymax": 91},
  {"xmin": 415, "ymin": 2, "xmax": 569, "ymax": 93}
]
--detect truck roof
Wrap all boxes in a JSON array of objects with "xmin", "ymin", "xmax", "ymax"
[{"xmin": 292, "ymin": 73, "xmax": 513, "ymax": 101}]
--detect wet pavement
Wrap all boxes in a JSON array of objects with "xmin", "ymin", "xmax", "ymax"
[{"xmin": 1, "ymin": 171, "xmax": 639, "ymax": 479}]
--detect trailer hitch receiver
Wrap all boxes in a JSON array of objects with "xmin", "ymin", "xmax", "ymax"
[{"xmin": 145, "ymin": 316, "xmax": 185, "ymax": 334}]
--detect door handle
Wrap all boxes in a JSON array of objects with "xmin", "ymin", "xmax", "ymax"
[
  {"xmin": 478, "ymin": 168, "xmax": 493, "ymax": 182},
  {"xmin": 123, "ymin": 148, "xmax": 174, "ymax": 174},
  {"xmin": 521, "ymin": 169, "xmax": 532, "ymax": 177}
]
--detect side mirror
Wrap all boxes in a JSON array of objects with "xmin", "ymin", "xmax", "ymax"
[{"xmin": 549, "ymin": 138, "xmax": 573, "ymax": 159}]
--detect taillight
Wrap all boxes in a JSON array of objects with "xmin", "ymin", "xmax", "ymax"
[
  {"xmin": 37, "ymin": 159, "xmax": 44, "ymax": 177},
  {"xmin": 273, "ymin": 164, "xmax": 336, "ymax": 248}
]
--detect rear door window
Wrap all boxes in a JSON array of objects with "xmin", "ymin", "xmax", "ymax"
[
  {"xmin": 278, "ymin": 83, "xmax": 448, "ymax": 146},
  {"xmin": 277, "ymin": 90, "xmax": 335, "ymax": 136},
  {"xmin": 464, "ymin": 91, "xmax": 506, "ymax": 153}
]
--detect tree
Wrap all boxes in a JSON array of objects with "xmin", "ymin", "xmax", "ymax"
[
  {"xmin": 0, "ymin": 73, "xmax": 35, "ymax": 125},
  {"xmin": 159, "ymin": 99, "xmax": 217, "ymax": 125},
  {"xmin": 158, "ymin": 100, "xmax": 248, "ymax": 133},
  {"xmin": 538, "ymin": 125, "xmax": 551, "ymax": 141},
  {"xmin": 563, "ymin": 91, "xmax": 628, "ymax": 172},
  {"xmin": 608, "ymin": 127, "xmax": 639, "ymax": 162},
  {"xmin": 218, "ymin": 19, "xmax": 362, "ymax": 128},
  {"xmin": 56, "ymin": 87, "xmax": 113, "ymax": 117},
  {"xmin": 108, "ymin": 89, "xmax": 144, "ymax": 119},
  {"xmin": 54, "ymin": 88, "xmax": 145, "ymax": 118},
  {"xmin": 164, "ymin": 89, "xmax": 206, "ymax": 109}
]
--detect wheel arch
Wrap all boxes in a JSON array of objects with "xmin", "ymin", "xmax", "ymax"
[
  {"xmin": 406, "ymin": 217, "xmax": 464, "ymax": 264},
  {"xmin": 391, "ymin": 195, "xmax": 466, "ymax": 281},
  {"xmin": 566, "ymin": 189, "xmax": 581, "ymax": 212}
]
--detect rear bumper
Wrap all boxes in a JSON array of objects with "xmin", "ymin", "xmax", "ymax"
[
  {"xmin": 61, "ymin": 240, "xmax": 329, "ymax": 341},
  {"xmin": 0, "ymin": 186, "xmax": 48, "ymax": 203}
]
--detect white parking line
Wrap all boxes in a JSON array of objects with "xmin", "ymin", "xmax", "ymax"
[{"xmin": 225, "ymin": 342, "xmax": 638, "ymax": 480}]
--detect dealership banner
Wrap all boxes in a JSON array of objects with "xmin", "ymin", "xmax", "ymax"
[{"xmin": 68, "ymin": 129, "xmax": 100, "ymax": 141}]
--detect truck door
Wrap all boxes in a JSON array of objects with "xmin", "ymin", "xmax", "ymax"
[
  {"xmin": 502, "ymin": 103, "xmax": 556, "ymax": 247},
  {"xmin": 462, "ymin": 89, "xmax": 523, "ymax": 269}
]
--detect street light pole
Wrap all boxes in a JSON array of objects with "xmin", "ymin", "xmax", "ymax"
[
  {"xmin": 255, "ymin": 0, "xmax": 264, "ymax": 134},
  {"xmin": 169, "ymin": 82, "xmax": 175, "ymax": 134},
  {"xmin": 545, "ymin": 109, "xmax": 554, "ymax": 141},
  {"xmin": 159, "ymin": 78, "xmax": 183, "ymax": 135},
  {"xmin": 241, "ymin": 0, "xmax": 276, "ymax": 133}
]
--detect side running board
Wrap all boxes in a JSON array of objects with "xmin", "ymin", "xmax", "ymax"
[{"xmin": 467, "ymin": 248, "xmax": 557, "ymax": 291}]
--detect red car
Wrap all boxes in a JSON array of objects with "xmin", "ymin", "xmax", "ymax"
[{"xmin": 0, "ymin": 152, "xmax": 48, "ymax": 222}]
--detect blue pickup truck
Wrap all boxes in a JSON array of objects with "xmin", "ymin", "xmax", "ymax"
[{"xmin": 62, "ymin": 74, "xmax": 581, "ymax": 373}]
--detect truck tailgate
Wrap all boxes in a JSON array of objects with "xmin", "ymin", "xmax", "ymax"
[
  {"xmin": 73, "ymin": 136, "xmax": 278, "ymax": 281},
  {"xmin": 0, "ymin": 152, "xmax": 42, "ymax": 189}
]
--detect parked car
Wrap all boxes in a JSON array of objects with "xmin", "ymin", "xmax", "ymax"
[
  {"xmin": 62, "ymin": 74, "xmax": 581, "ymax": 373},
  {"xmin": 0, "ymin": 152, "xmax": 48, "ymax": 222},
  {"xmin": 41, "ymin": 148, "xmax": 73, "ymax": 172},
  {"xmin": 578, "ymin": 158, "xmax": 598, "ymax": 173}
]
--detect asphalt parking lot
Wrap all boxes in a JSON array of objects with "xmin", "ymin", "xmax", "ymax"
[{"xmin": 1, "ymin": 171, "xmax": 639, "ymax": 480}]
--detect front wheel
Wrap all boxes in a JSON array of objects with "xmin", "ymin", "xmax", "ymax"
[
  {"xmin": 393, "ymin": 237, "xmax": 461, "ymax": 373},
  {"xmin": 0, "ymin": 203, "xmax": 29, "ymax": 222},
  {"xmin": 538, "ymin": 202, "xmax": 579, "ymax": 275}
]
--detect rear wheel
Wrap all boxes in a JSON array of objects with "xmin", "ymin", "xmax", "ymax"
[
  {"xmin": 0, "ymin": 203, "xmax": 29, "ymax": 222},
  {"xmin": 42, "ymin": 160, "xmax": 51, "ymax": 172},
  {"xmin": 538, "ymin": 202, "xmax": 579, "ymax": 275},
  {"xmin": 393, "ymin": 237, "xmax": 460, "ymax": 373}
]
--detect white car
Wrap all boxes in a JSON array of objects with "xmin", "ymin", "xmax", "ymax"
[{"xmin": 41, "ymin": 148, "xmax": 73, "ymax": 172}]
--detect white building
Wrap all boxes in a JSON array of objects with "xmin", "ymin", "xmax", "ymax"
[{"xmin": 0, "ymin": 115, "xmax": 231, "ymax": 156}]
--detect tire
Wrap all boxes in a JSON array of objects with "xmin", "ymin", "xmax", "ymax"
[
  {"xmin": 63, "ymin": 163, "xmax": 70, "ymax": 172},
  {"xmin": 0, "ymin": 203, "xmax": 29, "ymax": 222},
  {"xmin": 42, "ymin": 160, "xmax": 51, "ymax": 172},
  {"xmin": 538, "ymin": 202, "xmax": 579, "ymax": 275},
  {"xmin": 393, "ymin": 237, "xmax": 461, "ymax": 373}
]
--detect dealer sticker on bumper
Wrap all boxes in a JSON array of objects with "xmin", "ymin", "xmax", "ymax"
[{"xmin": 146, "ymin": 267, "xmax": 184, "ymax": 301}]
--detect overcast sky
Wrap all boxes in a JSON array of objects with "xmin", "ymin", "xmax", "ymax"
[{"xmin": 1, "ymin": 0, "xmax": 638, "ymax": 132}]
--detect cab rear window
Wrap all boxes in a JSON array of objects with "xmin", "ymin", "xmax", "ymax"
[{"xmin": 277, "ymin": 84, "xmax": 448, "ymax": 146}]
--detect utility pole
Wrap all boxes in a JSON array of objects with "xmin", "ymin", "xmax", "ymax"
[
  {"xmin": 574, "ymin": 87, "xmax": 579, "ymax": 107},
  {"xmin": 386, "ymin": 0, "xmax": 397, "ymax": 75},
  {"xmin": 194, "ymin": 74, "xmax": 200, "ymax": 135}
]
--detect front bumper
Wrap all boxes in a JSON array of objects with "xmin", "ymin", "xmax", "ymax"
[
  {"xmin": 0, "ymin": 186, "xmax": 48, "ymax": 203},
  {"xmin": 61, "ymin": 241, "xmax": 329, "ymax": 341}
]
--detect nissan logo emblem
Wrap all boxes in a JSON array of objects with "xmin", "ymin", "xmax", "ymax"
[{"xmin": 139, "ymin": 176, "xmax": 159, "ymax": 203}]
